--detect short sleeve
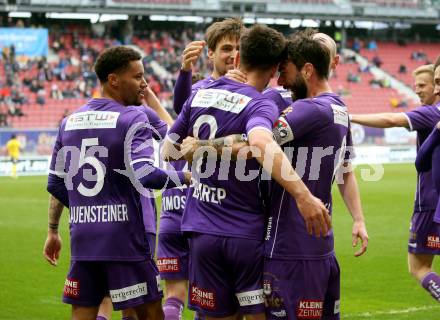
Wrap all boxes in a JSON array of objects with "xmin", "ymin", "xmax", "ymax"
[
  {"xmin": 49, "ymin": 122, "xmax": 66, "ymax": 176},
  {"xmin": 263, "ymin": 88, "xmax": 290, "ymax": 114},
  {"xmin": 405, "ymin": 105, "xmax": 440, "ymax": 132},
  {"xmin": 245, "ymin": 98, "xmax": 278, "ymax": 136},
  {"xmin": 144, "ymin": 106, "xmax": 168, "ymax": 140},
  {"xmin": 128, "ymin": 112, "xmax": 155, "ymax": 166}
]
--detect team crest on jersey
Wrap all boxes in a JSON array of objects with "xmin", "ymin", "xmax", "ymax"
[
  {"xmin": 427, "ymin": 235, "xmax": 440, "ymax": 249},
  {"xmin": 157, "ymin": 257, "xmax": 181, "ymax": 273},
  {"xmin": 331, "ymin": 104, "xmax": 348, "ymax": 127},
  {"xmin": 273, "ymin": 117, "xmax": 294, "ymax": 145},
  {"xmin": 64, "ymin": 278, "xmax": 80, "ymax": 298},
  {"xmin": 65, "ymin": 111, "xmax": 119, "ymax": 131},
  {"xmin": 191, "ymin": 89, "xmax": 252, "ymax": 114},
  {"xmin": 296, "ymin": 300, "xmax": 323, "ymax": 319}
]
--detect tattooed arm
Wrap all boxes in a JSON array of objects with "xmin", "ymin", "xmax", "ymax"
[
  {"xmin": 43, "ymin": 195, "xmax": 64, "ymax": 266},
  {"xmin": 180, "ymin": 134, "xmax": 252, "ymax": 163}
]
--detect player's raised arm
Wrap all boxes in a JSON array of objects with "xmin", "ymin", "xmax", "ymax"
[
  {"xmin": 350, "ymin": 112, "xmax": 409, "ymax": 128},
  {"xmin": 173, "ymin": 41, "xmax": 206, "ymax": 114},
  {"xmin": 248, "ymin": 127, "xmax": 331, "ymax": 237},
  {"xmin": 144, "ymin": 86, "xmax": 174, "ymax": 127}
]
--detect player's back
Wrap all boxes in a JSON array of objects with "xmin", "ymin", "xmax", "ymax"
[
  {"xmin": 266, "ymin": 93, "xmax": 350, "ymax": 259},
  {"xmin": 179, "ymin": 77, "xmax": 277, "ymax": 240},
  {"xmin": 57, "ymin": 98, "xmax": 151, "ymax": 261}
]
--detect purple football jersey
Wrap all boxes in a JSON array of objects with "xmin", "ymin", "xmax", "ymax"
[
  {"xmin": 262, "ymin": 87, "xmax": 292, "ymax": 114},
  {"xmin": 167, "ymin": 77, "xmax": 278, "ymax": 240},
  {"xmin": 50, "ymin": 98, "xmax": 155, "ymax": 261},
  {"xmin": 160, "ymin": 76, "xmax": 215, "ymax": 234},
  {"xmin": 266, "ymin": 93, "xmax": 352, "ymax": 259},
  {"xmin": 405, "ymin": 104, "xmax": 440, "ymax": 212}
]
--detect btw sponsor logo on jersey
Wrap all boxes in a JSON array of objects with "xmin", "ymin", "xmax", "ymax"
[{"xmin": 65, "ymin": 111, "xmax": 120, "ymax": 131}]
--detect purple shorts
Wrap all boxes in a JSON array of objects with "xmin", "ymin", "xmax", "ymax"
[
  {"xmin": 408, "ymin": 210, "xmax": 440, "ymax": 255},
  {"xmin": 62, "ymin": 259, "xmax": 163, "ymax": 311},
  {"xmin": 188, "ymin": 233, "xmax": 265, "ymax": 317},
  {"xmin": 156, "ymin": 232, "xmax": 189, "ymax": 280},
  {"xmin": 264, "ymin": 255, "xmax": 340, "ymax": 320}
]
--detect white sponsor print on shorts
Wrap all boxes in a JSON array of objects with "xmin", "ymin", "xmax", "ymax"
[
  {"xmin": 110, "ymin": 282, "xmax": 148, "ymax": 303},
  {"xmin": 236, "ymin": 289, "xmax": 265, "ymax": 306},
  {"xmin": 270, "ymin": 310, "xmax": 287, "ymax": 318},
  {"xmin": 334, "ymin": 299, "xmax": 341, "ymax": 314}
]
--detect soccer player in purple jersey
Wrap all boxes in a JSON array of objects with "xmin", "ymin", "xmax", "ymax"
[
  {"xmin": 411, "ymin": 57, "xmax": 440, "ymax": 302},
  {"xmin": 163, "ymin": 24, "xmax": 330, "ymax": 320},
  {"xmin": 159, "ymin": 18, "xmax": 244, "ymax": 320},
  {"xmin": 182, "ymin": 30, "xmax": 367, "ymax": 320},
  {"xmin": 97, "ymin": 88, "xmax": 172, "ymax": 320},
  {"xmin": 351, "ymin": 59, "xmax": 440, "ymax": 302},
  {"xmin": 173, "ymin": 18, "xmax": 244, "ymax": 114},
  {"xmin": 43, "ymin": 46, "xmax": 190, "ymax": 320},
  {"xmin": 263, "ymin": 30, "xmax": 368, "ymax": 320}
]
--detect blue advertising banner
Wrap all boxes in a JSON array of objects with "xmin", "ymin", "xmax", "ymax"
[
  {"xmin": 0, "ymin": 28, "xmax": 48, "ymax": 57},
  {"xmin": 0, "ymin": 129, "xmax": 57, "ymax": 156}
]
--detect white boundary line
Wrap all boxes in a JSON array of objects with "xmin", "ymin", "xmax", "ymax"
[{"xmin": 344, "ymin": 305, "xmax": 440, "ymax": 318}]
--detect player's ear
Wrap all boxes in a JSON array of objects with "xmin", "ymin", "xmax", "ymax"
[
  {"xmin": 108, "ymin": 73, "xmax": 118, "ymax": 87},
  {"xmin": 234, "ymin": 51, "xmax": 240, "ymax": 69},
  {"xmin": 207, "ymin": 48, "xmax": 214, "ymax": 61},
  {"xmin": 302, "ymin": 63, "xmax": 313, "ymax": 80}
]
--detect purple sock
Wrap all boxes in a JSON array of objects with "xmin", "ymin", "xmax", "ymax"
[
  {"xmin": 421, "ymin": 272, "xmax": 440, "ymax": 302},
  {"xmin": 121, "ymin": 317, "xmax": 136, "ymax": 320},
  {"xmin": 96, "ymin": 317, "xmax": 108, "ymax": 320},
  {"xmin": 194, "ymin": 312, "xmax": 205, "ymax": 320},
  {"xmin": 163, "ymin": 297, "xmax": 184, "ymax": 320}
]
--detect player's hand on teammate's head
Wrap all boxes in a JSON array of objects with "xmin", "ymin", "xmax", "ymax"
[
  {"xmin": 43, "ymin": 232, "xmax": 62, "ymax": 266},
  {"xmin": 183, "ymin": 171, "xmax": 192, "ymax": 185},
  {"xmin": 352, "ymin": 220, "xmax": 369, "ymax": 257},
  {"xmin": 436, "ymin": 120, "xmax": 440, "ymax": 130},
  {"xmin": 225, "ymin": 69, "xmax": 247, "ymax": 84},
  {"xmin": 296, "ymin": 192, "xmax": 331, "ymax": 237},
  {"xmin": 181, "ymin": 41, "xmax": 206, "ymax": 72},
  {"xmin": 181, "ymin": 136, "xmax": 200, "ymax": 164}
]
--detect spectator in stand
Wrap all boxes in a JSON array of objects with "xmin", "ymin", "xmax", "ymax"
[
  {"xmin": 399, "ymin": 64, "xmax": 407, "ymax": 74},
  {"xmin": 367, "ymin": 39, "xmax": 378, "ymax": 51},
  {"xmin": 36, "ymin": 88, "xmax": 46, "ymax": 106},
  {"xmin": 347, "ymin": 71, "xmax": 361, "ymax": 83},
  {"xmin": 352, "ymin": 37, "xmax": 361, "ymax": 53},
  {"xmin": 372, "ymin": 55, "xmax": 383, "ymax": 68}
]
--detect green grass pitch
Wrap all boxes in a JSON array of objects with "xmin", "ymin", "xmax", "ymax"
[{"xmin": 0, "ymin": 163, "xmax": 439, "ymax": 319}]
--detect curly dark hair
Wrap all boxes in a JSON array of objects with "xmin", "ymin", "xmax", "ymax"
[
  {"xmin": 287, "ymin": 29, "xmax": 330, "ymax": 80},
  {"xmin": 94, "ymin": 46, "xmax": 142, "ymax": 83},
  {"xmin": 239, "ymin": 24, "xmax": 286, "ymax": 72}
]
